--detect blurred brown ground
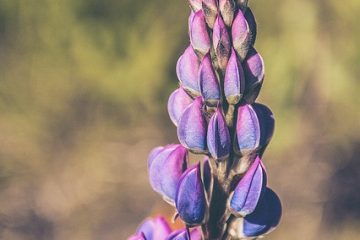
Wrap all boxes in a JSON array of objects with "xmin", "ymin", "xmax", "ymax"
[{"xmin": 0, "ymin": 0, "xmax": 360, "ymax": 239}]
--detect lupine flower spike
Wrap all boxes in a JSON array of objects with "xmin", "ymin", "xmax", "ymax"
[{"xmin": 130, "ymin": 1, "xmax": 282, "ymax": 239}]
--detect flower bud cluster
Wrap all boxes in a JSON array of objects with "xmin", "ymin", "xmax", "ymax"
[{"xmin": 130, "ymin": 1, "xmax": 282, "ymax": 239}]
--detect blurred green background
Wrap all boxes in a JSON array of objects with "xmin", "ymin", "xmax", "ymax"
[{"xmin": 0, "ymin": 0, "xmax": 360, "ymax": 239}]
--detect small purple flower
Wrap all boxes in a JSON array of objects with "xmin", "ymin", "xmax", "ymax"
[
  {"xmin": 199, "ymin": 53, "xmax": 221, "ymax": 107},
  {"xmin": 190, "ymin": 10, "xmax": 211, "ymax": 56},
  {"xmin": 177, "ymin": 97, "xmax": 207, "ymax": 153},
  {"xmin": 219, "ymin": 0, "xmax": 235, "ymax": 27},
  {"xmin": 241, "ymin": 188, "xmax": 282, "ymax": 238},
  {"xmin": 202, "ymin": 0, "xmax": 218, "ymax": 29},
  {"xmin": 213, "ymin": 15, "xmax": 231, "ymax": 70},
  {"xmin": 243, "ymin": 47, "xmax": 265, "ymax": 103},
  {"xmin": 224, "ymin": 48, "xmax": 245, "ymax": 105},
  {"xmin": 207, "ymin": 108, "xmax": 231, "ymax": 160},
  {"xmin": 188, "ymin": 0, "xmax": 202, "ymax": 11},
  {"xmin": 232, "ymin": 9, "xmax": 250, "ymax": 60},
  {"xmin": 136, "ymin": 216, "xmax": 172, "ymax": 240},
  {"xmin": 234, "ymin": 104, "xmax": 261, "ymax": 155},
  {"xmin": 176, "ymin": 163, "xmax": 207, "ymax": 226},
  {"xmin": 168, "ymin": 88, "xmax": 194, "ymax": 126},
  {"xmin": 229, "ymin": 156, "xmax": 267, "ymax": 216},
  {"xmin": 148, "ymin": 144, "xmax": 188, "ymax": 204},
  {"xmin": 176, "ymin": 46, "xmax": 201, "ymax": 96}
]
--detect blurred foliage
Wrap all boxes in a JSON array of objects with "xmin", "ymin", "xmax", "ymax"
[{"xmin": 0, "ymin": 0, "xmax": 359, "ymax": 239}]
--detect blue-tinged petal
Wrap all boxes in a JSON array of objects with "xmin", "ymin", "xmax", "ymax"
[
  {"xmin": 168, "ymin": 88, "xmax": 194, "ymax": 126},
  {"xmin": 234, "ymin": 104, "xmax": 261, "ymax": 155},
  {"xmin": 253, "ymin": 103, "xmax": 275, "ymax": 155},
  {"xmin": 148, "ymin": 145, "xmax": 188, "ymax": 204},
  {"xmin": 230, "ymin": 156, "xmax": 267, "ymax": 216},
  {"xmin": 176, "ymin": 46, "xmax": 201, "ymax": 96},
  {"xmin": 224, "ymin": 48, "xmax": 245, "ymax": 105},
  {"xmin": 242, "ymin": 188, "xmax": 282, "ymax": 237},
  {"xmin": 243, "ymin": 47, "xmax": 265, "ymax": 103},
  {"xmin": 207, "ymin": 108, "xmax": 231, "ymax": 160},
  {"xmin": 190, "ymin": 10, "xmax": 211, "ymax": 56},
  {"xmin": 199, "ymin": 53, "xmax": 221, "ymax": 107},
  {"xmin": 177, "ymin": 97, "xmax": 207, "ymax": 153},
  {"xmin": 176, "ymin": 164, "xmax": 207, "ymax": 226},
  {"xmin": 136, "ymin": 216, "xmax": 172, "ymax": 240}
]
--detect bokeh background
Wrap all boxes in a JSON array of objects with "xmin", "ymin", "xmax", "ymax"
[{"xmin": 0, "ymin": 0, "xmax": 360, "ymax": 239}]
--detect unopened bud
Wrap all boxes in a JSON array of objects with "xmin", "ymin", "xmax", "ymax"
[
  {"xmin": 199, "ymin": 53, "xmax": 221, "ymax": 107},
  {"xmin": 219, "ymin": 0, "xmax": 236, "ymax": 27},
  {"xmin": 202, "ymin": 0, "xmax": 218, "ymax": 29},
  {"xmin": 190, "ymin": 10, "xmax": 211, "ymax": 57},
  {"xmin": 213, "ymin": 16, "xmax": 231, "ymax": 70}
]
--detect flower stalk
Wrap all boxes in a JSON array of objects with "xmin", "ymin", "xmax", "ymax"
[{"xmin": 128, "ymin": 1, "xmax": 282, "ymax": 239}]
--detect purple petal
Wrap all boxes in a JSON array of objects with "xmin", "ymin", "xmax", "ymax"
[
  {"xmin": 176, "ymin": 164, "xmax": 207, "ymax": 226},
  {"xmin": 136, "ymin": 216, "xmax": 172, "ymax": 240},
  {"xmin": 213, "ymin": 15, "xmax": 231, "ymax": 70},
  {"xmin": 242, "ymin": 188, "xmax": 282, "ymax": 237},
  {"xmin": 177, "ymin": 97, "xmax": 207, "ymax": 153},
  {"xmin": 128, "ymin": 233, "xmax": 146, "ymax": 240},
  {"xmin": 232, "ymin": 10, "xmax": 250, "ymax": 60},
  {"xmin": 244, "ymin": 7, "xmax": 257, "ymax": 46},
  {"xmin": 219, "ymin": 0, "xmax": 235, "ymax": 27},
  {"xmin": 252, "ymin": 103, "xmax": 275, "ymax": 155},
  {"xmin": 148, "ymin": 144, "xmax": 188, "ymax": 204},
  {"xmin": 243, "ymin": 48, "xmax": 265, "ymax": 103},
  {"xmin": 207, "ymin": 108, "xmax": 231, "ymax": 160},
  {"xmin": 189, "ymin": 0, "xmax": 202, "ymax": 11},
  {"xmin": 202, "ymin": 0, "xmax": 218, "ymax": 28},
  {"xmin": 199, "ymin": 53, "xmax": 221, "ymax": 107},
  {"xmin": 203, "ymin": 157, "xmax": 212, "ymax": 193},
  {"xmin": 230, "ymin": 156, "xmax": 267, "ymax": 216},
  {"xmin": 224, "ymin": 48, "xmax": 245, "ymax": 105},
  {"xmin": 234, "ymin": 104, "xmax": 261, "ymax": 155},
  {"xmin": 148, "ymin": 146, "xmax": 165, "ymax": 169},
  {"xmin": 176, "ymin": 46, "xmax": 201, "ymax": 96},
  {"xmin": 190, "ymin": 10, "xmax": 211, "ymax": 56},
  {"xmin": 168, "ymin": 88, "xmax": 194, "ymax": 126}
]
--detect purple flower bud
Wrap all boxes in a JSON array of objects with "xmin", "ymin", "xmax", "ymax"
[
  {"xmin": 177, "ymin": 97, "xmax": 207, "ymax": 153},
  {"xmin": 232, "ymin": 10, "xmax": 251, "ymax": 60},
  {"xmin": 229, "ymin": 156, "xmax": 267, "ymax": 216},
  {"xmin": 234, "ymin": 104, "xmax": 261, "ymax": 155},
  {"xmin": 224, "ymin": 48, "xmax": 245, "ymax": 105},
  {"xmin": 202, "ymin": 0, "xmax": 218, "ymax": 29},
  {"xmin": 237, "ymin": 188, "xmax": 282, "ymax": 238},
  {"xmin": 136, "ymin": 216, "xmax": 172, "ymax": 240},
  {"xmin": 207, "ymin": 108, "xmax": 231, "ymax": 160},
  {"xmin": 199, "ymin": 53, "xmax": 221, "ymax": 107},
  {"xmin": 168, "ymin": 88, "xmax": 194, "ymax": 126},
  {"xmin": 189, "ymin": 0, "xmax": 202, "ymax": 11},
  {"xmin": 213, "ymin": 16, "xmax": 231, "ymax": 70},
  {"xmin": 190, "ymin": 10, "xmax": 211, "ymax": 56},
  {"xmin": 244, "ymin": 8, "xmax": 257, "ymax": 46},
  {"xmin": 253, "ymin": 103, "xmax": 275, "ymax": 156},
  {"xmin": 243, "ymin": 48, "xmax": 265, "ymax": 103},
  {"xmin": 176, "ymin": 46, "xmax": 201, "ymax": 96},
  {"xmin": 176, "ymin": 163, "xmax": 207, "ymax": 226},
  {"xmin": 148, "ymin": 144, "xmax": 188, "ymax": 204},
  {"xmin": 203, "ymin": 157, "xmax": 212, "ymax": 193},
  {"xmin": 219, "ymin": 0, "xmax": 235, "ymax": 27},
  {"xmin": 128, "ymin": 233, "xmax": 146, "ymax": 240}
]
